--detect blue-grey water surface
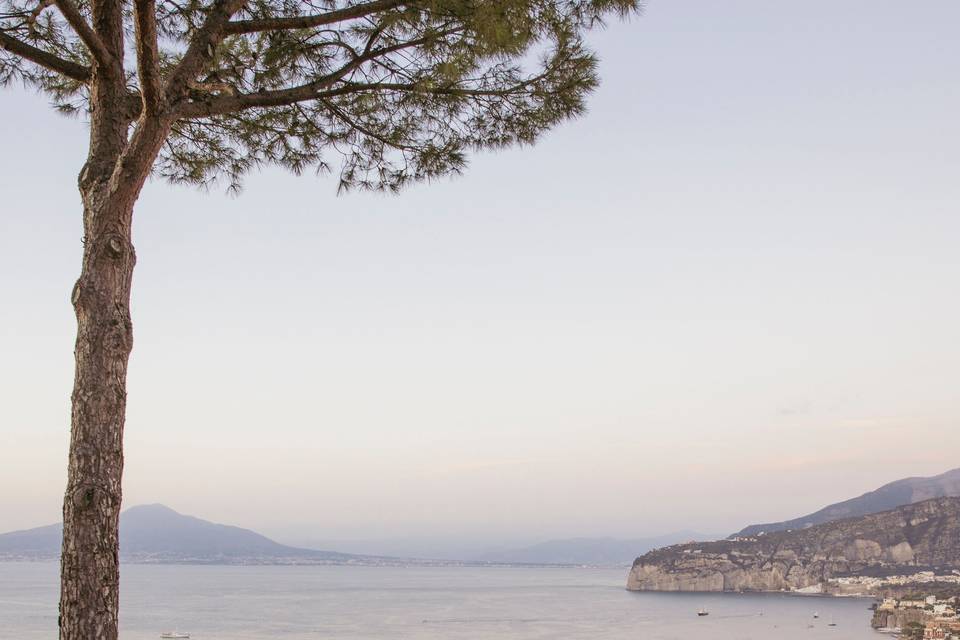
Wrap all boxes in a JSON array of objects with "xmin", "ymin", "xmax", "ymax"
[{"xmin": 1, "ymin": 562, "xmax": 882, "ymax": 639}]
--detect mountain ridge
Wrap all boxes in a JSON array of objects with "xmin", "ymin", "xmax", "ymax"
[
  {"xmin": 734, "ymin": 467, "xmax": 960, "ymax": 537},
  {"xmin": 0, "ymin": 504, "xmax": 360, "ymax": 564}
]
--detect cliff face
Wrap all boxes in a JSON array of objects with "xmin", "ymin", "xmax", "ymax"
[
  {"xmin": 627, "ymin": 497, "xmax": 960, "ymax": 592},
  {"xmin": 872, "ymin": 607, "xmax": 929, "ymax": 631}
]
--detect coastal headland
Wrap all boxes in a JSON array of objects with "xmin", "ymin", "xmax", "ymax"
[{"xmin": 626, "ymin": 497, "xmax": 960, "ymax": 594}]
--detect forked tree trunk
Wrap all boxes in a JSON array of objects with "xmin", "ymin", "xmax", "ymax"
[{"xmin": 59, "ymin": 186, "xmax": 137, "ymax": 640}]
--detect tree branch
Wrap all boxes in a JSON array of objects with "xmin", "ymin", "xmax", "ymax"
[
  {"xmin": 177, "ymin": 29, "xmax": 461, "ymax": 118},
  {"xmin": 104, "ymin": 113, "xmax": 174, "ymax": 212},
  {"xmin": 164, "ymin": 0, "xmax": 246, "ymax": 102},
  {"xmin": 180, "ymin": 78, "xmax": 522, "ymax": 118},
  {"xmin": 320, "ymin": 98, "xmax": 417, "ymax": 151},
  {"xmin": 133, "ymin": 0, "xmax": 163, "ymax": 113},
  {"xmin": 0, "ymin": 30, "xmax": 91, "ymax": 81},
  {"xmin": 53, "ymin": 0, "xmax": 113, "ymax": 67},
  {"xmin": 224, "ymin": 0, "xmax": 405, "ymax": 35}
]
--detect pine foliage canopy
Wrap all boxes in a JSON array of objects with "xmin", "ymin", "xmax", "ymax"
[{"xmin": 1, "ymin": 0, "xmax": 640, "ymax": 191}]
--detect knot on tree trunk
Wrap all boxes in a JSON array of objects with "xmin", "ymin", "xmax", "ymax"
[
  {"xmin": 66, "ymin": 481, "xmax": 120, "ymax": 514},
  {"xmin": 96, "ymin": 233, "xmax": 134, "ymax": 262},
  {"xmin": 107, "ymin": 236, "xmax": 124, "ymax": 257}
]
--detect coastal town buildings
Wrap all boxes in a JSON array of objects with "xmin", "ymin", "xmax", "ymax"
[
  {"xmin": 829, "ymin": 571, "xmax": 960, "ymax": 596},
  {"xmin": 872, "ymin": 591, "xmax": 960, "ymax": 638}
]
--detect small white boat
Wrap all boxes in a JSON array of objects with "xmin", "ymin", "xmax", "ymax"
[
  {"xmin": 697, "ymin": 609, "xmax": 709, "ymax": 617},
  {"xmin": 160, "ymin": 633, "xmax": 190, "ymax": 639}
]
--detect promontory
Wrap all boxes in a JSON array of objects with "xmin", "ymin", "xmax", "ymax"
[{"xmin": 627, "ymin": 497, "xmax": 960, "ymax": 594}]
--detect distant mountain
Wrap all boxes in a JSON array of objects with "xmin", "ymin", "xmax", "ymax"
[
  {"xmin": 734, "ymin": 467, "xmax": 960, "ymax": 537},
  {"xmin": 477, "ymin": 532, "xmax": 714, "ymax": 566},
  {"xmin": 0, "ymin": 504, "xmax": 359, "ymax": 564},
  {"xmin": 0, "ymin": 521, "xmax": 62, "ymax": 556}
]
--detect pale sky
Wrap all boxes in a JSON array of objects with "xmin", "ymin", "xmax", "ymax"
[{"xmin": 1, "ymin": 1, "xmax": 959, "ymax": 554}]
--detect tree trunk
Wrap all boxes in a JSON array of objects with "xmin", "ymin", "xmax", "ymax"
[
  {"xmin": 59, "ymin": 186, "xmax": 137, "ymax": 640},
  {"xmin": 54, "ymin": 0, "xmax": 172, "ymax": 630},
  {"xmin": 57, "ymin": 105, "xmax": 172, "ymax": 637}
]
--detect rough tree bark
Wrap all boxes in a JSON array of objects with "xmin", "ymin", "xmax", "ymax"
[
  {"xmin": 60, "ymin": 121, "xmax": 172, "ymax": 639},
  {"xmin": 59, "ymin": 185, "xmax": 136, "ymax": 640}
]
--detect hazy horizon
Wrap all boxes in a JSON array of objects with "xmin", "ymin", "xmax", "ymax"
[
  {"xmin": 2, "ymin": 466, "xmax": 955, "ymax": 560},
  {"xmin": 3, "ymin": 1, "xmax": 959, "ymax": 550}
]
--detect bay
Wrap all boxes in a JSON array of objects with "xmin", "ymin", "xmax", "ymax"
[{"xmin": 0, "ymin": 562, "xmax": 881, "ymax": 639}]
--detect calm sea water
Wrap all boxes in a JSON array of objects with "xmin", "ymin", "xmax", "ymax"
[{"xmin": 1, "ymin": 562, "xmax": 882, "ymax": 639}]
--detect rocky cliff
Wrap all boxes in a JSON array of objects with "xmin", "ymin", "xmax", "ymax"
[
  {"xmin": 871, "ymin": 607, "xmax": 929, "ymax": 631},
  {"xmin": 627, "ymin": 497, "xmax": 960, "ymax": 592}
]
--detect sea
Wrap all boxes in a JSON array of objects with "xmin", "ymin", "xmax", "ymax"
[{"xmin": 1, "ymin": 562, "xmax": 883, "ymax": 639}]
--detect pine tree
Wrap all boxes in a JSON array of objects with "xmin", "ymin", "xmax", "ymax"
[{"xmin": 1, "ymin": 1, "xmax": 639, "ymax": 637}]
